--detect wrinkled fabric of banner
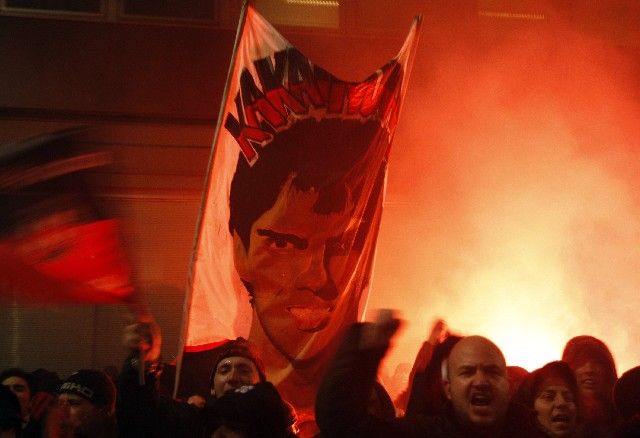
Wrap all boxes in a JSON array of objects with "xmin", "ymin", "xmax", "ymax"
[{"xmin": 179, "ymin": 4, "xmax": 420, "ymax": 430}]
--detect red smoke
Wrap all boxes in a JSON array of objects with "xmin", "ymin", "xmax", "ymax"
[{"xmin": 368, "ymin": 16, "xmax": 640, "ymax": 378}]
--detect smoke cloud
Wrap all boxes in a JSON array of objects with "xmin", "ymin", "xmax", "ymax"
[{"xmin": 370, "ymin": 18, "xmax": 640, "ymax": 378}]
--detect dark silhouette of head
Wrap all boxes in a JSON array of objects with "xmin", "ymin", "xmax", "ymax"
[{"xmin": 614, "ymin": 365, "xmax": 640, "ymax": 422}]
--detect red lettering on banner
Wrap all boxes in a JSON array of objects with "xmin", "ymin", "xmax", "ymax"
[
  {"xmin": 328, "ymin": 81, "xmax": 347, "ymax": 114},
  {"xmin": 288, "ymin": 79, "xmax": 325, "ymax": 109},
  {"xmin": 265, "ymin": 88, "xmax": 307, "ymax": 122},
  {"xmin": 244, "ymin": 98, "xmax": 285, "ymax": 130},
  {"xmin": 348, "ymin": 80, "xmax": 377, "ymax": 117},
  {"xmin": 315, "ymin": 77, "xmax": 331, "ymax": 104},
  {"xmin": 235, "ymin": 127, "xmax": 272, "ymax": 164},
  {"xmin": 224, "ymin": 47, "xmax": 402, "ymax": 163}
]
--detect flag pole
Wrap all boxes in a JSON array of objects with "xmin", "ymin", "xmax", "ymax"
[
  {"xmin": 173, "ymin": 0, "xmax": 252, "ymax": 398},
  {"xmin": 125, "ymin": 291, "xmax": 155, "ymax": 385},
  {"xmin": 398, "ymin": 15, "xmax": 422, "ymax": 116}
]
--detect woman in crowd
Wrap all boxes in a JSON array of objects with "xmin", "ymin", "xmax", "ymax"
[
  {"xmin": 514, "ymin": 361, "xmax": 582, "ymax": 438},
  {"xmin": 563, "ymin": 336, "xmax": 619, "ymax": 436}
]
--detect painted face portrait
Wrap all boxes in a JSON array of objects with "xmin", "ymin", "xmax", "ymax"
[
  {"xmin": 229, "ymin": 118, "xmax": 387, "ymax": 363},
  {"xmin": 233, "ymin": 177, "xmax": 359, "ymax": 360}
]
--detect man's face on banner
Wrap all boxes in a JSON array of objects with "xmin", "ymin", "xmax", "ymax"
[{"xmin": 233, "ymin": 175, "xmax": 358, "ymax": 361}]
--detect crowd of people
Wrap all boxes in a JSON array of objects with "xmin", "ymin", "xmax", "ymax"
[
  {"xmin": 316, "ymin": 313, "xmax": 640, "ymax": 438},
  {"xmin": 1, "ymin": 313, "xmax": 639, "ymax": 437}
]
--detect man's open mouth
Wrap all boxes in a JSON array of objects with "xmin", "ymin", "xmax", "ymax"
[
  {"xmin": 470, "ymin": 393, "xmax": 492, "ymax": 406},
  {"xmin": 287, "ymin": 305, "xmax": 333, "ymax": 331}
]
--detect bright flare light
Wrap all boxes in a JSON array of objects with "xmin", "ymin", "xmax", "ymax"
[{"xmin": 373, "ymin": 22, "xmax": 640, "ymax": 380}]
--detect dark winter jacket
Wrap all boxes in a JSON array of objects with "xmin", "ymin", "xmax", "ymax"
[{"xmin": 117, "ymin": 354, "xmax": 203, "ymax": 438}]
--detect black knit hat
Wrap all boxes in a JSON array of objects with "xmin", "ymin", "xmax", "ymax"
[
  {"xmin": 209, "ymin": 338, "xmax": 267, "ymax": 388},
  {"xmin": 0, "ymin": 367, "xmax": 33, "ymax": 392},
  {"xmin": 59, "ymin": 369, "xmax": 116, "ymax": 413}
]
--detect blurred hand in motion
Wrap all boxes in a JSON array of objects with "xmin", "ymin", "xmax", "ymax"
[
  {"xmin": 123, "ymin": 319, "xmax": 162, "ymax": 364},
  {"xmin": 358, "ymin": 309, "xmax": 402, "ymax": 350},
  {"xmin": 428, "ymin": 319, "xmax": 448, "ymax": 345}
]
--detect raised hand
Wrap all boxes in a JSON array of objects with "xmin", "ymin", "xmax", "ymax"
[
  {"xmin": 123, "ymin": 319, "xmax": 162, "ymax": 364},
  {"xmin": 358, "ymin": 308, "xmax": 402, "ymax": 350},
  {"xmin": 427, "ymin": 319, "xmax": 448, "ymax": 345}
]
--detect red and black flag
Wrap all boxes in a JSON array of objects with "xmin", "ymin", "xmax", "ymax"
[{"xmin": 0, "ymin": 128, "xmax": 134, "ymax": 305}]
